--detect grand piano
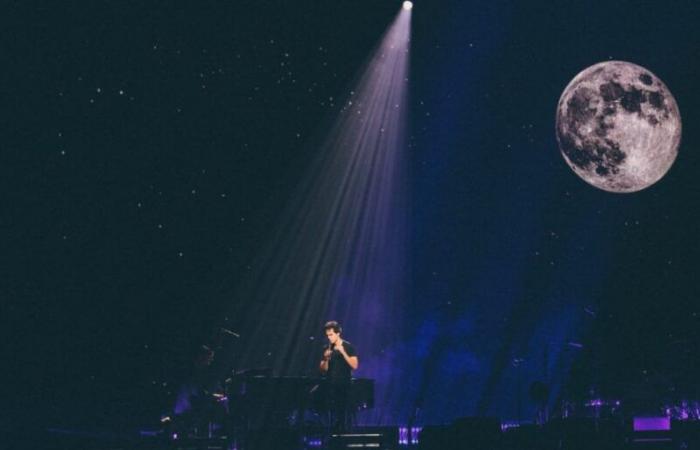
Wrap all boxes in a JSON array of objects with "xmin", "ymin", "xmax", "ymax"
[{"xmin": 225, "ymin": 374, "xmax": 374, "ymax": 428}]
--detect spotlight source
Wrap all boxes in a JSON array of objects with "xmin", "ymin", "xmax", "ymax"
[{"xmin": 403, "ymin": 1, "xmax": 413, "ymax": 11}]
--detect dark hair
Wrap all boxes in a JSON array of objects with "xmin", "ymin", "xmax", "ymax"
[{"xmin": 324, "ymin": 321, "xmax": 342, "ymax": 334}]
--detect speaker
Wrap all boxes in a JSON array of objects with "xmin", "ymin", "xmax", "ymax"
[{"xmin": 451, "ymin": 417, "xmax": 502, "ymax": 450}]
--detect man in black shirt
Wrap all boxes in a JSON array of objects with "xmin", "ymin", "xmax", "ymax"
[{"xmin": 319, "ymin": 321, "xmax": 358, "ymax": 430}]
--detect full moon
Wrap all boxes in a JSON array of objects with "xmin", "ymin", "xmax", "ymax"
[{"xmin": 555, "ymin": 61, "xmax": 681, "ymax": 193}]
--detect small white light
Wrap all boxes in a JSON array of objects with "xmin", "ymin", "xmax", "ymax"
[{"xmin": 403, "ymin": 1, "xmax": 413, "ymax": 10}]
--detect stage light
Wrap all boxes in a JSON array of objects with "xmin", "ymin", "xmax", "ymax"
[{"xmin": 403, "ymin": 1, "xmax": 413, "ymax": 10}]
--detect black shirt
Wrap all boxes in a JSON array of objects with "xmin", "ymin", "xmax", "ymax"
[{"xmin": 325, "ymin": 341, "xmax": 357, "ymax": 384}]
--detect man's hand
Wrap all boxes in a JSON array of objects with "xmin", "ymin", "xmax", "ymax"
[
  {"xmin": 334, "ymin": 338, "xmax": 345, "ymax": 354},
  {"xmin": 323, "ymin": 348, "xmax": 332, "ymax": 360}
]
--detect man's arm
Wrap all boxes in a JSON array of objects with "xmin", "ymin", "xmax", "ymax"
[
  {"xmin": 338, "ymin": 345, "xmax": 359, "ymax": 370},
  {"xmin": 319, "ymin": 348, "xmax": 331, "ymax": 373}
]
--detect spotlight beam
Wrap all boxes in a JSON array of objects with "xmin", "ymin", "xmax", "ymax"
[{"xmin": 227, "ymin": 7, "xmax": 412, "ymax": 424}]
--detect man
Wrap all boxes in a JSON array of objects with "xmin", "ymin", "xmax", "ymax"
[{"xmin": 319, "ymin": 321, "xmax": 358, "ymax": 430}]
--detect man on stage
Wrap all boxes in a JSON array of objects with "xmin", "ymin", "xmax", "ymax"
[{"xmin": 319, "ymin": 321, "xmax": 359, "ymax": 430}]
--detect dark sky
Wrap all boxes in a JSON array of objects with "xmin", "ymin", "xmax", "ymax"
[{"xmin": 6, "ymin": 0, "xmax": 700, "ymax": 430}]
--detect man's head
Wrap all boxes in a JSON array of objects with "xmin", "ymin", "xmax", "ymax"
[{"xmin": 324, "ymin": 321, "xmax": 342, "ymax": 344}]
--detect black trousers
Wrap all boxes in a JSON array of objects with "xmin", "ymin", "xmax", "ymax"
[{"xmin": 327, "ymin": 381, "xmax": 351, "ymax": 431}]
